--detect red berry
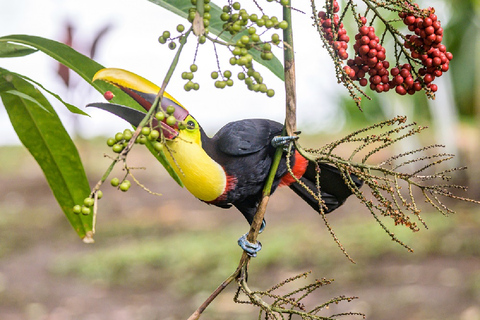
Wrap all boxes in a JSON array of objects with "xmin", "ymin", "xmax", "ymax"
[
  {"xmin": 104, "ymin": 91, "xmax": 114, "ymax": 101},
  {"xmin": 396, "ymin": 86, "xmax": 407, "ymax": 95},
  {"xmin": 429, "ymin": 84, "xmax": 438, "ymax": 92}
]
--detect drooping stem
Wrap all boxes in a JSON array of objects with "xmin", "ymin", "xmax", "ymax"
[{"xmin": 283, "ymin": 1, "xmax": 297, "ymax": 136}]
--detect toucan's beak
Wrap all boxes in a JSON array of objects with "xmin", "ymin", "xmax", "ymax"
[{"xmin": 89, "ymin": 68, "xmax": 190, "ymax": 140}]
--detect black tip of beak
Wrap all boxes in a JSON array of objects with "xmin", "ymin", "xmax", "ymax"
[{"xmin": 86, "ymin": 103, "xmax": 144, "ymax": 127}]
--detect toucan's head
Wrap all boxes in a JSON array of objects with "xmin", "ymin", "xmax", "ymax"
[{"xmin": 91, "ymin": 68, "xmax": 202, "ymax": 145}]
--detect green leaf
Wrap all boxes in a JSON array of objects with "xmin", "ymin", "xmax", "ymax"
[
  {"xmin": 146, "ymin": 0, "xmax": 285, "ymax": 80},
  {"xmin": 0, "ymin": 68, "xmax": 93, "ymax": 241},
  {"xmin": 0, "ymin": 34, "xmax": 183, "ymax": 186},
  {"xmin": 0, "ymin": 42, "xmax": 37, "ymax": 57},
  {"xmin": 3, "ymin": 89, "xmax": 51, "ymax": 113}
]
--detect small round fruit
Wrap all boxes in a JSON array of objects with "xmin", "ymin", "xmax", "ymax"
[
  {"xmin": 81, "ymin": 206, "xmax": 91, "ymax": 215},
  {"xmin": 155, "ymin": 112, "xmax": 165, "ymax": 121},
  {"xmin": 162, "ymin": 31, "xmax": 171, "ymax": 39},
  {"xmin": 141, "ymin": 127, "xmax": 151, "ymax": 136},
  {"xmin": 166, "ymin": 105, "xmax": 176, "ymax": 115},
  {"xmin": 148, "ymin": 130, "xmax": 160, "ymax": 141},
  {"xmin": 224, "ymin": 70, "xmax": 232, "ymax": 78},
  {"xmin": 84, "ymin": 197, "xmax": 95, "ymax": 207},
  {"xmin": 168, "ymin": 42, "xmax": 176, "ymax": 50},
  {"xmin": 112, "ymin": 144, "xmax": 124, "ymax": 153},
  {"xmin": 177, "ymin": 24, "xmax": 185, "ymax": 32},
  {"xmin": 104, "ymin": 91, "xmax": 114, "ymax": 100},
  {"xmin": 198, "ymin": 35, "xmax": 206, "ymax": 44},
  {"xmin": 211, "ymin": 71, "xmax": 219, "ymax": 79},
  {"xmin": 153, "ymin": 142, "xmax": 164, "ymax": 152},
  {"xmin": 73, "ymin": 205, "xmax": 82, "ymax": 214},
  {"xmin": 166, "ymin": 115, "xmax": 177, "ymax": 126},
  {"xmin": 120, "ymin": 181, "xmax": 131, "ymax": 192},
  {"xmin": 123, "ymin": 129, "xmax": 133, "ymax": 141},
  {"xmin": 106, "ymin": 138, "xmax": 116, "ymax": 147},
  {"xmin": 115, "ymin": 132, "xmax": 124, "ymax": 142},
  {"xmin": 111, "ymin": 177, "xmax": 120, "ymax": 187},
  {"xmin": 158, "ymin": 36, "xmax": 166, "ymax": 44},
  {"xmin": 190, "ymin": 64, "xmax": 198, "ymax": 72},
  {"xmin": 97, "ymin": 190, "xmax": 103, "ymax": 199},
  {"xmin": 266, "ymin": 89, "xmax": 275, "ymax": 97}
]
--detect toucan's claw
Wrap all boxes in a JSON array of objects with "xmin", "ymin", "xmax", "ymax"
[
  {"xmin": 271, "ymin": 135, "xmax": 299, "ymax": 149},
  {"xmin": 238, "ymin": 233, "xmax": 262, "ymax": 257}
]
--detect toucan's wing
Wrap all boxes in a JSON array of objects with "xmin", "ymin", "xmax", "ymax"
[
  {"xmin": 215, "ymin": 119, "xmax": 283, "ymax": 156},
  {"xmin": 87, "ymin": 102, "xmax": 145, "ymax": 126}
]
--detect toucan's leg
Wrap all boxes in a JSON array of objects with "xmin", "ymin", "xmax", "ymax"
[
  {"xmin": 271, "ymin": 135, "xmax": 299, "ymax": 148},
  {"xmin": 238, "ymin": 234, "xmax": 262, "ymax": 257}
]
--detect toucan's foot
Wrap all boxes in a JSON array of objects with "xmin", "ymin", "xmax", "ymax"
[
  {"xmin": 271, "ymin": 135, "xmax": 299, "ymax": 149},
  {"xmin": 238, "ymin": 233, "xmax": 262, "ymax": 257}
]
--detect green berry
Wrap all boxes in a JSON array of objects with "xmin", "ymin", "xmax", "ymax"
[
  {"xmin": 148, "ymin": 130, "xmax": 160, "ymax": 141},
  {"xmin": 198, "ymin": 35, "xmax": 206, "ymax": 44},
  {"xmin": 226, "ymin": 79, "xmax": 234, "ymax": 86},
  {"xmin": 221, "ymin": 12, "xmax": 230, "ymax": 21},
  {"xmin": 115, "ymin": 132, "xmax": 124, "ymax": 142},
  {"xmin": 240, "ymin": 35, "xmax": 249, "ymax": 44},
  {"xmin": 256, "ymin": 19, "xmax": 265, "ymax": 27},
  {"xmin": 232, "ymin": 2, "xmax": 241, "ymax": 10},
  {"xmin": 166, "ymin": 105, "xmax": 176, "ymax": 115},
  {"xmin": 177, "ymin": 24, "xmax": 185, "ymax": 32},
  {"xmin": 111, "ymin": 177, "xmax": 120, "ymax": 187},
  {"xmin": 267, "ymin": 89, "xmax": 275, "ymax": 97},
  {"xmin": 84, "ymin": 197, "xmax": 94, "ymax": 207},
  {"xmin": 153, "ymin": 142, "xmax": 164, "ymax": 152},
  {"xmin": 162, "ymin": 31, "xmax": 171, "ymax": 39},
  {"xmin": 137, "ymin": 136, "xmax": 147, "ymax": 144},
  {"xmin": 120, "ymin": 181, "xmax": 130, "ymax": 192},
  {"xmin": 112, "ymin": 144, "xmax": 124, "ymax": 153},
  {"xmin": 181, "ymin": 72, "xmax": 188, "ymax": 80},
  {"xmin": 107, "ymin": 138, "xmax": 116, "ymax": 147},
  {"xmin": 229, "ymin": 57, "xmax": 237, "ymax": 65},
  {"xmin": 211, "ymin": 71, "xmax": 219, "ymax": 79},
  {"xmin": 158, "ymin": 36, "xmax": 166, "ymax": 44},
  {"xmin": 193, "ymin": 83, "xmax": 200, "ymax": 90},
  {"xmin": 238, "ymin": 72, "xmax": 246, "ymax": 80},
  {"xmin": 190, "ymin": 64, "xmax": 198, "ymax": 72},
  {"xmin": 123, "ymin": 129, "xmax": 133, "ymax": 141},
  {"xmin": 166, "ymin": 115, "xmax": 177, "ymax": 126},
  {"xmin": 97, "ymin": 190, "xmax": 103, "ymax": 199},
  {"xmin": 73, "ymin": 205, "xmax": 82, "ymax": 214},
  {"xmin": 251, "ymin": 34, "xmax": 260, "ymax": 42},
  {"xmin": 141, "ymin": 127, "xmax": 151, "ymax": 136},
  {"xmin": 81, "ymin": 206, "xmax": 91, "ymax": 215},
  {"xmin": 278, "ymin": 20, "xmax": 288, "ymax": 29},
  {"xmin": 155, "ymin": 112, "xmax": 165, "ymax": 121},
  {"xmin": 248, "ymin": 27, "xmax": 256, "ymax": 35},
  {"xmin": 272, "ymin": 33, "xmax": 280, "ymax": 43},
  {"xmin": 224, "ymin": 70, "xmax": 232, "ymax": 78},
  {"xmin": 249, "ymin": 14, "xmax": 258, "ymax": 22},
  {"xmin": 168, "ymin": 42, "xmax": 176, "ymax": 50}
]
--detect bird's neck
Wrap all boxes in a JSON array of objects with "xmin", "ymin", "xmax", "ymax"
[{"xmin": 165, "ymin": 133, "xmax": 227, "ymax": 202}]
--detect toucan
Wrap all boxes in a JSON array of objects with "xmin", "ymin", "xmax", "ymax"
[{"xmin": 89, "ymin": 68, "xmax": 362, "ymax": 256}]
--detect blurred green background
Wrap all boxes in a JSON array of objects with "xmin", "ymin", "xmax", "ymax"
[{"xmin": 1, "ymin": 0, "xmax": 480, "ymax": 319}]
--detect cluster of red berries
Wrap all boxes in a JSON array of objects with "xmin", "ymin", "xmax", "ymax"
[
  {"xmin": 345, "ymin": 23, "xmax": 391, "ymax": 93},
  {"xmin": 318, "ymin": 1, "xmax": 452, "ymax": 96},
  {"xmin": 400, "ymin": 8, "xmax": 452, "ymax": 93},
  {"xmin": 318, "ymin": 1, "xmax": 349, "ymax": 60}
]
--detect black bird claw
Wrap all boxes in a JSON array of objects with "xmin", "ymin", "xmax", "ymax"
[
  {"xmin": 271, "ymin": 135, "xmax": 299, "ymax": 149},
  {"xmin": 238, "ymin": 233, "xmax": 262, "ymax": 257}
]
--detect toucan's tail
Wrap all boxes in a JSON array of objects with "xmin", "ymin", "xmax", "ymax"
[{"xmin": 289, "ymin": 162, "xmax": 362, "ymax": 214}]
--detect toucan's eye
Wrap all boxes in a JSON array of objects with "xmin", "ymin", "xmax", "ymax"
[{"xmin": 187, "ymin": 120, "xmax": 196, "ymax": 129}]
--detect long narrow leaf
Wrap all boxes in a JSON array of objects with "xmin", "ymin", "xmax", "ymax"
[
  {"xmin": 0, "ymin": 69, "xmax": 93, "ymax": 241},
  {"xmin": 147, "ymin": 0, "xmax": 285, "ymax": 80},
  {"xmin": 0, "ymin": 42, "xmax": 37, "ymax": 57}
]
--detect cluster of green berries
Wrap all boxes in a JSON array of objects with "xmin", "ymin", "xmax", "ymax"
[
  {"xmin": 110, "ymin": 177, "xmax": 132, "ymax": 192},
  {"xmin": 106, "ymin": 128, "xmax": 135, "ymax": 153},
  {"xmin": 73, "ymin": 191, "xmax": 103, "ymax": 215},
  {"xmin": 182, "ymin": 64, "xmax": 200, "ymax": 91}
]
